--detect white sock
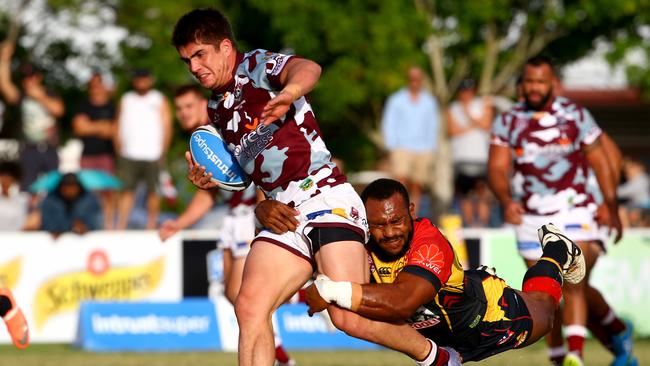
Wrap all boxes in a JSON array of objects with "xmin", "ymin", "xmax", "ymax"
[
  {"xmin": 415, "ymin": 339, "xmax": 438, "ymax": 366},
  {"xmin": 548, "ymin": 346, "xmax": 566, "ymax": 358}
]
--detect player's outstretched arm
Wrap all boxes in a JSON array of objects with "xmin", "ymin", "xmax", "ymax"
[
  {"xmin": 261, "ymin": 58, "xmax": 321, "ymax": 125},
  {"xmin": 584, "ymin": 138, "xmax": 623, "ymax": 242},
  {"xmin": 306, "ymin": 272, "xmax": 438, "ymax": 323},
  {"xmin": 158, "ymin": 189, "xmax": 216, "ymax": 241},
  {"xmin": 487, "ymin": 144, "xmax": 523, "ymax": 225}
]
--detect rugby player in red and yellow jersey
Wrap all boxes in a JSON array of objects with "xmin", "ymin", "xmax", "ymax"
[{"xmin": 299, "ymin": 179, "xmax": 585, "ymax": 365}]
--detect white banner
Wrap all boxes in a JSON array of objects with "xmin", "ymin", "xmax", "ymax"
[{"xmin": 0, "ymin": 231, "xmax": 182, "ymax": 343}]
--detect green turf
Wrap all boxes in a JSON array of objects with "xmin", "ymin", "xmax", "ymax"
[{"xmin": 0, "ymin": 339, "xmax": 647, "ymax": 365}]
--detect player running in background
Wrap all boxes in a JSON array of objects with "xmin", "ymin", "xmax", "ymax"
[
  {"xmin": 293, "ymin": 178, "xmax": 584, "ymax": 364},
  {"xmin": 172, "ymin": 8, "xmax": 437, "ymax": 366},
  {"xmin": 0, "ymin": 288, "xmax": 28, "ymax": 349},
  {"xmin": 158, "ymin": 84, "xmax": 295, "ymax": 366},
  {"xmin": 487, "ymin": 55, "xmax": 634, "ymax": 366}
]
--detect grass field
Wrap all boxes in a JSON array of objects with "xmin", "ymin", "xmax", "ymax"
[{"xmin": 0, "ymin": 339, "xmax": 647, "ymax": 366}]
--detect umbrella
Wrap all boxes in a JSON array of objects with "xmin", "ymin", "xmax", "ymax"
[{"xmin": 30, "ymin": 169, "xmax": 122, "ymax": 193}]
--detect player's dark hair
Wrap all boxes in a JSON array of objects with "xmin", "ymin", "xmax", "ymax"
[
  {"xmin": 174, "ymin": 84, "xmax": 205, "ymax": 99},
  {"xmin": 172, "ymin": 8, "xmax": 236, "ymax": 49},
  {"xmin": 524, "ymin": 55, "xmax": 556, "ymax": 75},
  {"xmin": 361, "ymin": 178, "xmax": 410, "ymax": 208},
  {"xmin": 0, "ymin": 161, "xmax": 21, "ymax": 180}
]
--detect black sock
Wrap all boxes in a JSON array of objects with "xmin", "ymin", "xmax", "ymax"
[
  {"xmin": 541, "ymin": 240, "xmax": 568, "ymax": 266},
  {"xmin": 0, "ymin": 295, "xmax": 12, "ymax": 317}
]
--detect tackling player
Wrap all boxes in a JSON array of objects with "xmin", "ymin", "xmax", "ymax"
[
  {"xmin": 488, "ymin": 56, "xmax": 635, "ymax": 366},
  {"xmin": 158, "ymin": 84, "xmax": 295, "ymax": 366},
  {"xmin": 285, "ymin": 178, "xmax": 585, "ymax": 364},
  {"xmin": 172, "ymin": 8, "xmax": 436, "ymax": 366}
]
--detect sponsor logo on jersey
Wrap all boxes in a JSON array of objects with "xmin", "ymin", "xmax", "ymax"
[
  {"xmin": 515, "ymin": 330, "xmax": 529, "ymax": 347},
  {"xmin": 299, "ymin": 178, "xmax": 314, "ymax": 191},
  {"xmin": 411, "ymin": 318, "xmax": 441, "ymax": 329},
  {"xmin": 412, "ymin": 244, "xmax": 445, "ymax": 275},
  {"xmin": 377, "ymin": 267, "xmax": 391, "ymax": 277},
  {"xmin": 233, "ymin": 122, "xmax": 274, "ymax": 162},
  {"xmin": 305, "ymin": 208, "xmax": 348, "ymax": 221},
  {"xmin": 496, "ymin": 329, "xmax": 515, "ymax": 346}
]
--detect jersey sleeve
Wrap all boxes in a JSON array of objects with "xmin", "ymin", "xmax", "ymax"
[
  {"xmin": 245, "ymin": 49, "xmax": 299, "ymax": 91},
  {"xmin": 490, "ymin": 112, "xmax": 512, "ymax": 147},
  {"xmin": 577, "ymin": 107, "xmax": 602, "ymax": 148},
  {"xmin": 401, "ymin": 229, "xmax": 454, "ymax": 293}
]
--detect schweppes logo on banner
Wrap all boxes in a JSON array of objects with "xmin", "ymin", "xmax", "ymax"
[
  {"xmin": 34, "ymin": 250, "xmax": 165, "ymax": 329},
  {"xmin": 0, "ymin": 257, "xmax": 22, "ymax": 289}
]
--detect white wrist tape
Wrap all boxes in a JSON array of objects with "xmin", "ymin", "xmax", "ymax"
[{"xmin": 313, "ymin": 274, "xmax": 353, "ymax": 310}]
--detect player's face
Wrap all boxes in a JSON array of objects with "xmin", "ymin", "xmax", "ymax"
[
  {"xmin": 178, "ymin": 40, "xmax": 233, "ymax": 90},
  {"xmin": 174, "ymin": 92, "xmax": 207, "ymax": 131},
  {"xmin": 366, "ymin": 193, "xmax": 416, "ymax": 260},
  {"xmin": 522, "ymin": 64, "xmax": 555, "ymax": 110}
]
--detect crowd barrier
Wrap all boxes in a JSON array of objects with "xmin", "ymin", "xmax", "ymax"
[{"xmin": 0, "ymin": 228, "xmax": 647, "ymax": 348}]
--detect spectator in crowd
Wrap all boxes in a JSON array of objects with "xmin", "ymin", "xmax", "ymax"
[
  {"xmin": 447, "ymin": 78, "xmax": 494, "ymax": 227},
  {"xmin": 115, "ymin": 69, "xmax": 171, "ymax": 230},
  {"xmin": 0, "ymin": 161, "xmax": 30, "ymax": 230},
  {"xmin": 72, "ymin": 73, "xmax": 117, "ymax": 229},
  {"xmin": 38, "ymin": 172, "xmax": 102, "ymax": 238},
  {"xmin": 618, "ymin": 157, "xmax": 650, "ymax": 227},
  {"xmin": 381, "ymin": 66, "xmax": 439, "ymax": 215},
  {"xmin": 0, "ymin": 41, "xmax": 64, "ymax": 191}
]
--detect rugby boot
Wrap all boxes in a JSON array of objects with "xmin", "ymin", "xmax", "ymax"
[
  {"xmin": 538, "ymin": 224, "xmax": 586, "ymax": 284},
  {"xmin": 611, "ymin": 320, "xmax": 638, "ymax": 366},
  {"xmin": 0, "ymin": 288, "xmax": 29, "ymax": 349}
]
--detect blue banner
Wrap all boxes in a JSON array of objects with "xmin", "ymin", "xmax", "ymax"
[
  {"xmin": 77, "ymin": 299, "xmax": 221, "ymax": 351},
  {"xmin": 274, "ymin": 304, "xmax": 380, "ymax": 350}
]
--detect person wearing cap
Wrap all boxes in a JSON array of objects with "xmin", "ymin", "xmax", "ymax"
[
  {"xmin": 446, "ymin": 78, "xmax": 494, "ymax": 227},
  {"xmin": 115, "ymin": 68, "xmax": 171, "ymax": 230},
  {"xmin": 0, "ymin": 41, "xmax": 65, "ymax": 191},
  {"xmin": 38, "ymin": 172, "xmax": 102, "ymax": 238},
  {"xmin": 381, "ymin": 66, "xmax": 440, "ymax": 216}
]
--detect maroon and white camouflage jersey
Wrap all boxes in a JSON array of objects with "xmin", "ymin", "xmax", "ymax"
[
  {"xmin": 221, "ymin": 183, "xmax": 257, "ymax": 210},
  {"xmin": 207, "ymin": 50, "xmax": 345, "ymax": 207},
  {"xmin": 491, "ymin": 96, "xmax": 602, "ymax": 215}
]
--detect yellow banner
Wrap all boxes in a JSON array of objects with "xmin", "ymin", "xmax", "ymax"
[
  {"xmin": 0, "ymin": 257, "xmax": 22, "ymax": 289},
  {"xmin": 34, "ymin": 257, "xmax": 165, "ymax": 329}
]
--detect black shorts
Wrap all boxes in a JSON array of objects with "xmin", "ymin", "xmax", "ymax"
[
  {"xmin": 455, "ymin": 287, "xmax": 533, "ymax": 362},
  {"xmin": 307, "ymin": 226, "xmax": 364, "ymax": 254},
  {"xmin": 453, "ymin": 162, "xmax": 487, "ymax": 196}
]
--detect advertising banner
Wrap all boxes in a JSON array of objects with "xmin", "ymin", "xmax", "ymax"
[
  {"xmin": 479, "ymin": 228, "xmax": 650, "ymax": 335},
  {"xmin": 0, "ymin": 231, "xmax": 182, "ymax": 343},
  {"xmin": 78, "ymin": 300, "xmax": 220, "ymax": 351}
]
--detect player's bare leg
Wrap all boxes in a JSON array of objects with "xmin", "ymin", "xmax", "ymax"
[
  {"xmin": 562, "ymin": 240, "xmax": 599, "ymax": 363},
  {"xmin": 222, "ymin": 249, "xmax": 246, "ymax": 304},
  {"xmin": 145, "ymin": 191, "xmax": 160, "ymax": 230},
  {"xmin": 116, "ymin": 190, "xmax": 135, "ymax": 230},
  {"xmin": 526, "ymin": 258, "xmax": 566, "ymax": 365},
  {"xmin": 235, "ymin": 241, "xmax": 312, "ymax": 366},
  {"xmin": 315, "ymin": 240, "xmax": 432, "ymax": 362}
]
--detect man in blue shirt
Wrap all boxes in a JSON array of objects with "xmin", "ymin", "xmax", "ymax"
[{"xmin": 381, "ymin": 66, "xmax": 439, "ymax": 215}]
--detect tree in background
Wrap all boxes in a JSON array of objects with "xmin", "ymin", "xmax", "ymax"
[{"xmin": 2, "ymin": 0, "xmax": 650, "ymax": 208}]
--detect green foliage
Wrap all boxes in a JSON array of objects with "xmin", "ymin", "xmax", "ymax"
[{"xmin": 2, "ymin": 0, "xmax": 650, "ymax": 174}]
